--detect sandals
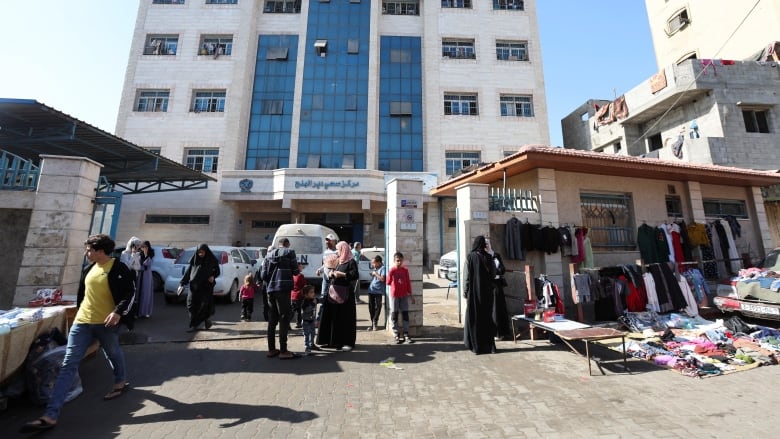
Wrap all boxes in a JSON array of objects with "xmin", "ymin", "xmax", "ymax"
[
  {"xmin": 19, "ymin": 417, "xmax": 56, "ymax": 433},
  {"xmin": 279, "ymin": 351, "xmax": 301, "ymax": 360},
  {"xmin": 103, "ymin": 382, "xmax": 130, "ymax": 400}
]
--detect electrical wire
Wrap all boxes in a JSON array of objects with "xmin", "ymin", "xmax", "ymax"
[{"xmin": 627, "ymin": 0, "xmax": 763, "ymax": 151}]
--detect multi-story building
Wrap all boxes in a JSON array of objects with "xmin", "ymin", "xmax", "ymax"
[
  {"xmin": 645, "ymin": 0, "xmax": 780, "ymax": 69},
  {"xmin": 114, "ymin": 0, "xmax": 549, "ymax": 261},
  {"xmin": 561, "ymin": 0, "xmax": 780, "ymax": 244}
]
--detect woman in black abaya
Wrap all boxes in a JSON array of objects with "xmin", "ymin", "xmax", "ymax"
[
  {"xmin": 316, "ymin": 241, "xmax": 358, "ymax": 352},
  {"xmin": 463, "ymin": 235, "xmax": 497, "ymax": 354},
  {"xmin": 180, "ymin": 243, "xmax": 220, "ymax": 332},
  {"xmin": 486, "ymin": 239, "xmax": 512, "ymax": 340}
]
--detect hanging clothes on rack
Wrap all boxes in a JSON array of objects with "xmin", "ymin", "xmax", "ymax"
[
  {"xmin": 676, "ymin": 219, "xmax": 694, "ymax": 262},
  {"xmin": 647, "ymin": 263, "xmax": 687, "ymax": 313},
  {"xmin": 534, "ymin": 274, "xmax": 564, "ymax": 314},
  {"xmin": 504, "ymin": 216, "xmax": 524, "ymax": 260}
]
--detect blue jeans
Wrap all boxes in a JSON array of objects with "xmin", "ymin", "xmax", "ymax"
[
  {"xmin": 303, "ymin": 320, "xmax": 316, "ymax": 350},
  {"xmin": 45, "ymin": 323, "xmax": 126, "ymax": 420}
]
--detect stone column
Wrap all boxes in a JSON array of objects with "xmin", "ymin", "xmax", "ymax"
[
  {"xmin": 455, "ymin": 183, "xmax": 490, "ymax": 321},
  {"xmin": 14, "ymin": 155, "xmax": 102, "ymax": 305},
  {"xmin": 386, "ymin": 179, "xmax": 423, "ymax": 336}
]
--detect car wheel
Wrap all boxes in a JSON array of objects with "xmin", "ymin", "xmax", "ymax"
[
  {"xmin": 153, "ymin": 273, "xmax": 164, "ymax": 292},
  {"xmin": 227, "ymin": 279, "xmax": 239, "ymax": 303}
]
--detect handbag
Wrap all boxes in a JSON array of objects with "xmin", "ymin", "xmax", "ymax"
[{"xmin": 328, "ymin": 284, "xmax": 349, "ymax": 304}]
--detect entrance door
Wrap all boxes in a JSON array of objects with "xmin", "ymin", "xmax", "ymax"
[{"xmin": 91, "ymin": 189, "xmax": 123, "ymax": 239}]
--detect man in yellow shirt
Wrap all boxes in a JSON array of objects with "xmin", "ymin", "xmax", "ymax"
[{"xmin": 21, "ymin": 234, "xmax": 136, "ymax": 433}]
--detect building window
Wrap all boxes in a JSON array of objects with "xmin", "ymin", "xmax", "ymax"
[
  {"xmin": 500, "ymin": 95, "xmax": 534, "ymax": 117},
  {"xmin": 346, "ymin": 95, "xmax": 358, "ymax": 111},
  {"xmin": 390, "ymin": 48, "xmax": 412, "ymax": 63},
  {"xmin": 666, "ymin": 195, "xmax": 683, "ymax": 218},
  {"xmin": 135, "ymin": 90, "xmax": 169, "ymax": 112},
  {"xmin": 703, "ymin": 199, "xmax": 748, "ymax": 219},
  {"xmin": 206, "ymin": 0, "xmax": 237, "ymax": 3},
  {"xmin": 444, "ymin": 94, "xmax": 478, "ymax": 115},
  {"xmin": 743, "ymin": 108, "xmax": 770, "ymax": 133},
  {"xmin": 445, "ymin": 151, "xmax": 480, "ymax": 175},
  {"xmin": 256, "ymin": 158, "xmax": 279, "ymax": 170},
  {"xmin": 186, "ymin": 149, "xmax": 219, "ymax": 173},
  {"xmin": 261, "ymin": 99, "xmax": 283, "ymax": 115},
  {"xmin": 199, "ymin": 35, "xmax": 233, "ymax": 56},
  {"xmin": 144, "ymin": 35, "xmax": 178, "ymax": 55},
  {"xmin": 390, "ymin": 101, "xmax": 412, "ymax": 116},
  {"xmin": 647, "ymin": 133, "xmax": 662, "ymax": 151},
  {"xmin": 442, "ymin": 39, "xmax": 476, "ymax": 59},
  {"xmin": 383, "ymin": 1, "xmax": 419, "ymax": 15},
  {"xmin": 442, "ymin": 0, "xmax": 471, "ymax": 8},
  {"xmin": 493, "ymin": 0, "xmax": 524, "ymax": 10},
  {"xmin": 666, "ymin": 8, "xmax": 689, "ymax": 35},
  {"xmin": 314, "ymin": 39, "xmax": 328, "ymax": 56},
  {"xmin": 348, "ymin": 39, "xmax": 359, "ymax": 54},
  {"xmin": 496, "ymin": 41, "xmax": 528, "ymax": 61},
  {"xmin": 306, "ymin": 154, "xmax": 321, "ymax": 168},
  {"xmin": 266, "ymin": 47, "xmax": 289, "ymax": 60},
  {"xmin": 145, "ymin": 215, "xmax": 209, "ymax": 225},
  {"xmin": 192, "ymin": 90, "xmax": 226, "ymax": 113},
  {"xmin": 152, "ymin": 0, "xmax": 185, "ymax": 4},
  {"xmin": 580, "ymin": 192, "xmax": 635, "ymax": 248},
  {"xmin": 342, "ymin": 154, "xmax": 355, "ymax": 169},
  {"xmin": 263, "ymin": 1, "xmax": 301, "ymax": 13}
]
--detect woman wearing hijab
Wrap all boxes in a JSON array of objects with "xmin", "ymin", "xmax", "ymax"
[
  {"xmin": 464, "ymin": 235, "xmax": 497, "ymax": 354},
  {"xmin": 137, "ymin": 241, "xmax": 155, "ymax": 318},
  {"xmin": 180, "ymin": 244, "xmax": 220, "ymax": 332},
  {"xmin": 316, "ymin": 241, "xmax": 358, "ymax": 352},
  {"xmin": 486, "ymin": 239, "xmax": 512, "ymax": 340}
]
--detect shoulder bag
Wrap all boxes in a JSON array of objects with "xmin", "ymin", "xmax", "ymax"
[{"xmin": 328, "ymin": 283, "xmax": 349, "ymax": 304}]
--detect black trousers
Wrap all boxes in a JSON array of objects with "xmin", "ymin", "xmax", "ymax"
[
  {"xmin": 367, "ymin": 293, "xmax": 383, "ymax": 325},
  {"xmin": 267, "ymin": 291, "xmax": 292, "ymax": 352}
]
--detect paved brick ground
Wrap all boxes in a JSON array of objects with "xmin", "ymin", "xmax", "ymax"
[{"xmin": 2, "ymin": 273, "xmax": 779, "ymax": 438}]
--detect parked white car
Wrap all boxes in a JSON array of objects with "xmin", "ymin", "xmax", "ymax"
[
  {"xmin": 358, "ymin": 247, "xmax": 385, "ymax": 285},
  {"xmin": 438, "ymin": 250, "xmax": 458, "ymax": 281},
  {"xmin": 112, "ymin": 245, "xmax": 183, "ymax": 292},
  {"xmin": 163, "ymin": 246, "xmax": 257, "ymax": 304}
]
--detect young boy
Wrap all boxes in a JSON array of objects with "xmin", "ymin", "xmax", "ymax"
[
  {"xmin": 385, "ymin": 252, "xmax": 416, "ymax": 344},
  {"xmin": 291, "ymin": 263, "xmax": 306, "ymax": 329},
  {"xmin": 367, "ymin": 255, "xmax": 386, "ymax": 331},
  {"xmin": 300, "ymin": 285, "xmax": 319, "ymax": 355},
  {"xmin": 239, "ymin": 273, "xmax": 256, "ymax": 321}
]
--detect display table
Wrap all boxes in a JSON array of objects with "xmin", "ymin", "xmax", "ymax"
[
  {"xmin": 0, "ymin": 306, "xmax": 74, "ymax": 384},
  {"xmin": 511, "ymin": 315, "xmax": 628, "ymax": 375}
]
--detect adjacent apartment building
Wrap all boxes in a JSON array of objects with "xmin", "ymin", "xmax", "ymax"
[
  {"xmin": 561, "ymin": 0, "xmax": 780, "ymax": 243},
  {"xmin": 113, "ymin": 0, "xmax": 549, "ymax": 261}
]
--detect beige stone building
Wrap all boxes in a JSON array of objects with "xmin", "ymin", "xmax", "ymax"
[{"xmin": 431, "ymin": 145, "xmax": 780, "ymax": 317}]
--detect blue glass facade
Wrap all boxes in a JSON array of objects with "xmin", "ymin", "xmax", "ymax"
[
  {"xmin": 378, "ymin": 36, "xmax": 423, "ymax": 172},
  {"xmin": 246, "ymin": 35, "xmax": 298, "ymax": 170},
  {"xmin": 298, "ymin": 0, "xmax": 370, "ymax": 169}
]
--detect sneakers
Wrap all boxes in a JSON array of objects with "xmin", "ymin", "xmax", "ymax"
[
  {"xmin": 395, "ymin": 335, "xmax": 403, "ymax": 344},
  {"xmin": 405, "ymin": 336, "xmax": 415, "ymax": 344},
  {"xmin": 304, "ymin": 349, "xmax": 312, "ymax": 356},
  {"xmin": 204, "ymin": 320, "xmax": 213, "ymax": 330}
]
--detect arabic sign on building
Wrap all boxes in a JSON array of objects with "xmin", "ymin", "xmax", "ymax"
[{"xmin": 293, "ymin": 179, "xmax": 361, "ymax": 189}]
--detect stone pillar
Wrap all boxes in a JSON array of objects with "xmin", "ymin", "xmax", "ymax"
[
  {"xmin": 750, "ymin": 186, "xmax": 775, "ymax": 255},
  {"xmin": 14, "ymin": 155, "xmax": 102, "ymax": 305},
  {"xmin": 386, "ymin": 179, "xmax": 423, "ymax": 336},
  {"xmin": 455, "ymin": 183, "xmax": 490, "ymax": 321}
]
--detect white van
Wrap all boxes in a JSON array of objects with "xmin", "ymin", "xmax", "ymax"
[{"xmin": 270, "ymin": 224, "xmax": 339, "ymax": 286}]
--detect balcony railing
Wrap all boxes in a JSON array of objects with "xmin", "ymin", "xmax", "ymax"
[
  {"xmin": 1, "ymin": 150, "xmax": 39, "ymax": 191},
  {"xmin": 489, "ymin": 187, "xmax": 537, "ymax": 212}
]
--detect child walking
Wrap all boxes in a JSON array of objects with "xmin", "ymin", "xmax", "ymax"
[
  {"xmin": 239, "ymin": 273, "xmax": 256, "ymax": 321},
  {"xmin": 367, "ymin": 255, "xmax": 386, "ymax": 331},
  {"xmin": 386, "ymin": 252, "xmax": 415, "ymax": 344},
  {"xmin": 300, "ymin": 285, "xmax": 319, "ymax": 355},
  {"xmin": 291, "ymin": 263, "xmax": 306, "ymax": 328}
]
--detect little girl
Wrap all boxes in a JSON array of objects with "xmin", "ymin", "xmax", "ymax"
[{"xmin": 239, "ymin": 273, "xmax": 256, "ymax": 321}]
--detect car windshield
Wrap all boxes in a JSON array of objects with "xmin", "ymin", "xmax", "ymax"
[
  {"xmin": 282, "ymin": 236, "xmax": 323, "ymax": 254},
  {"xmin": 175, "ymin": 249, "xmax": 225, "ymax": 264},
  {"xmin": 361, "ymin": 250, "xmax": 384, "ymax": 262}
]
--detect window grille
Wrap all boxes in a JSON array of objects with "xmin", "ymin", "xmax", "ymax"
[{"xmin": 580, "ymin": 193, "xmax": 635, "ymax": 247}]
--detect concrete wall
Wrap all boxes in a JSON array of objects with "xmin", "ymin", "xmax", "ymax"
[{"xmin": 0, "ymin": 208, "xmax": 32, "ymax": 308}]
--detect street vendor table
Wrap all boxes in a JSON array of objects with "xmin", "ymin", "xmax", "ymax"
[
  {"xmin": 0, "ymin": 306, "xmax": 74, "ymax": 384},
  {"xmin": 511, "ymin": 315, "xmax": 628, "ymax": 376}
]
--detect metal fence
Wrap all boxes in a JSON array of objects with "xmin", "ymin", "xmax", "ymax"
[
  {"xmin": 0, "ymin": 150, "xmax": 39, "ymax": 191},
  {"xmin": 489, "ymin": 187, "xmax": 538, "ymax": 212}
]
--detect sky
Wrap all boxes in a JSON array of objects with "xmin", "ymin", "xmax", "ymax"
[{"xmin": 0, "ymin": 0, "xmax": 657, "ymax": 148}]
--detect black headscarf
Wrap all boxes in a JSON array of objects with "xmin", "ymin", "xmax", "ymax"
[
  {"xmin": 470, "ymin": 235, "xmax": 495, "ymax": 277},
  {"xmin": 471, "ymin": 235, "xmax": 487, "ymax": 253},
  {"xmin": 186, "ymin": 244, "xmax": 220, "ymax": 287},
  {"xmin": 140, "ymin": 240, "xmax": 155, "ymax": 262}
]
